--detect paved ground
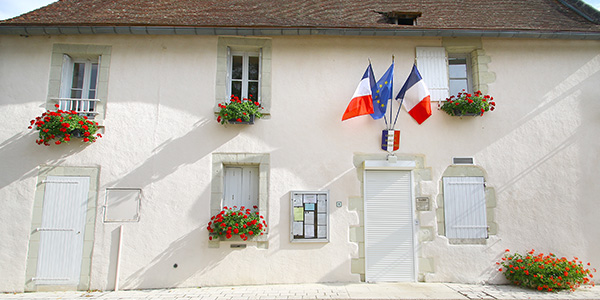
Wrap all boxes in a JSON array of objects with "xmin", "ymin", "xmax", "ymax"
[{"xmin": 1, "ymin": 283, "xmax": 599, "ymax": 300}]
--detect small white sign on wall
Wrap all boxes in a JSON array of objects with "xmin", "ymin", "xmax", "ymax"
[
  {"xmin": 290, "ymin": 191, "xmax": 329, "ymax": 242},
  {"xmin": 104, "ymin": 188, "xmax": 141, "ymax": 222}
]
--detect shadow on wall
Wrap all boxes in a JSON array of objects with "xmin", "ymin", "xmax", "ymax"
[
  {"xmin": 103, "ymin": 119, "xmax": 238, "ymax": 190},
  {"xmin": 118, "ymin": 227, "xmax": 230, "ymax": 289},
  {"xmin": 101, "ymin": 119, "xmax": 245, "ymax": 289},
  {"xmin": 0, "ymin": 132, "xmax": 89, "ymax": 189}
]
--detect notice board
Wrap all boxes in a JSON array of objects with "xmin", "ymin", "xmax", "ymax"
[{"xmin": 290, "ymin": 191, "xmax": 329, "ymax": 242}]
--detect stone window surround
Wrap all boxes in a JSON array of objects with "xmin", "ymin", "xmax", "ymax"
[
  {"xmin": 442, "ymin": 37, "xmax": 496, "ymax": 95},
  {"xmin": 25, "ymin": 165, "xmax": 99, "ymax": 292},
  {"xmin": 436, "ymin": 165, "xmax": 497, "ymax": 245},
  {"xmin": 48, "ymin": 43, "xmax": 112, "ymax": 123},
  {"xmin": 209, "ymin": 153, "xmax": 269, "ymax": 248},
  {"xmin": 215, "ymin": 37, "xmax": 272, "ymax": 116}
]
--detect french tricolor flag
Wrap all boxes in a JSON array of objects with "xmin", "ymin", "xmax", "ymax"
[
  {"xmin": 342, "ymin": 64, "xmax": 376, "ymax": 121},
  {"xmin": 396, "ymin": 64, "xmax": 432, "ymax": 124}
]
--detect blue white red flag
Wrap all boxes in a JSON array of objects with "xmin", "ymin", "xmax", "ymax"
[
  {"xmin": 371, "ymin": 63, "xmax": 394, "ymax": 120},
  {"xmin": 381, "ymin": 130, "xmax": 400, "ymax": 152},
  {"xmin": 396, "ymin": 64, "xmax": 432, "ymax": 124},
  {"xmin": 342, "ymin": 64, "xmax": 376, "ymax": 121}
]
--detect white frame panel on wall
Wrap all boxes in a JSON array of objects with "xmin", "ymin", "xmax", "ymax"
[{"xmin": 103, "ymin": 188, "xmax": 142, "ymax": 223}]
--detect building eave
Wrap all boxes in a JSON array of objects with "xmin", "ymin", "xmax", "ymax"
[{"xmin": 1, "ymin": 25, "xmax": 600, "ymax": 40}]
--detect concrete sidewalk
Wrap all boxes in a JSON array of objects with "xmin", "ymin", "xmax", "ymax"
[{"xmin": 1, "ymin": 283, "xmax": 599, "ymax": 300}]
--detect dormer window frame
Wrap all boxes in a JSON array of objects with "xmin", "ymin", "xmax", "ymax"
[{"xmin": 378, "ymin": 11, "xmax": 422, "ymax": 26}]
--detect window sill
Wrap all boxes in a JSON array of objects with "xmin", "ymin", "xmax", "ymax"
[
  {"xmin": 208, "ymin": 235, "xmax": 269, "ymax": 248},
  {"xmin": 448, "ymin": 238, "xmax": 487, "ymax": 245}
]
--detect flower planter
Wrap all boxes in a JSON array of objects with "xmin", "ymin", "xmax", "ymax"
[
  {"xmin": 70, "ymin": 129, "xmax": 83, "ymax": 138},
  {"xmin": 29, "ymin": 105, "xmax": 102, "ymax": 146},
  {"xmin": 452, "ymin": 109, "xmax": 480, "ymax": 117},
  {"xmin": 227, "ymin": 115, "xmax": 254, "ymax": 124},
  {"xmin": 216, "ymin": 95, "xmax": 263, "ymax": 125},
  {"xmin": 440, "ymin": 91, "xmax": 496, "ymax": 117}
]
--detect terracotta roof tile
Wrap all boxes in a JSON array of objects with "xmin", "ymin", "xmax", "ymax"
[{"xmin": 2, "ymin": 0, "xmax": 599, "ymax": 33}]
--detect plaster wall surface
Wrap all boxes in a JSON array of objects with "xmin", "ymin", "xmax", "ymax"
[{"xmin": 0, "ymin": 34, "xmax": 598, "ymax": 291}]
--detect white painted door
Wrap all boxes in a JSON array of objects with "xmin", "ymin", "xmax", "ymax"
[
  {"xmin": 364, "ymin": 170, "xmax": 415, "ymax": 282},
  {"xmin": 36, "ymin": 176, "xmax": 89, "ymax": 286}
]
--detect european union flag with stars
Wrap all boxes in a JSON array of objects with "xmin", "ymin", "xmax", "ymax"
[{"xmin": 370, "ymin": 62, "xmax": 394, "ymax": 120}]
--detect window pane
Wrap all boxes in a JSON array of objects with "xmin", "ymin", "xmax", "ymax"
[
  {"xmin": 88, "ymin": 91, "xmax": 96, "ymax": 99},
  {"xmin": 71, "ymin": 63, "xmax": 85, "ymax": 89},
  {"xmin": 70, "ymin": 89, "xmax": 83, "ymax": 99},
  {"xmin": 248, "ymin": 56, "xmax": 259, "ymax": 81},
  {"xmin": 231, "ymin": 80, "xmax": 242, "ymax": 99},
  {"xmin": 449, "ymin": 63, "xmax": 467, "ymax": 78},
  {"xmin": 248, "ymin": 82, "xmax": 259, "ymax": 100},
  {"xmin": 232, "ymin": 56, "xmax": 243, "ymax": 80},
  {"xmin": 449, "ymin": 79, "xmax": 468, "ymax": 96},
  {"xmin": 89, "ymin": 63, "xmax": 98, "ymax": 91}
]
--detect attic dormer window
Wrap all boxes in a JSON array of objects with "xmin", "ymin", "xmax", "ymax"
[{"xmin": 378, "ymin": 11, "xmax": 422, "ymax": 25}]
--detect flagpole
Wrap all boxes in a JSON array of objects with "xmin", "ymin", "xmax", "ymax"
[
  {"xmin": 392, "ymin": 97, "xmax": 404, "ymax": 128},
  {"xmin": 389, "ymin": 56, "xmax": 394, "ymax": 130}
]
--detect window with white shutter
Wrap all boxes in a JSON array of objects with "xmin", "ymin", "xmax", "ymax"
[{"xmin": 443, "ymin": 176, "xmax": 487, "ymax": 239}]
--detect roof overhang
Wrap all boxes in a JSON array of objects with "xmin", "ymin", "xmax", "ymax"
[{"xmin": 1, "ymin": 25, "xmax": 600, "ymax": 40}]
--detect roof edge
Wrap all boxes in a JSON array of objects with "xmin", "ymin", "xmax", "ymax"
[
  {"xmin": 557, "ymin": 0, "xmax": 600, "ymax": 24},
  {"xmin": 1, "ymin": 25, "xmax": 600, "ymax": 40}
]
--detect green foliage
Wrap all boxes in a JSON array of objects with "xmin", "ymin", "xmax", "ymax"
[
  {"xmin": 207, "ymin": 206, "xmax": 267, "ymax": 241},
  {"xmin": 217, "ymin": 95, "xmax": 263, "ymax": 124},
  {"xmin": 497, "ymin": 249, "xmax": 596, "ymax": 292},
  {"xmin": 440, "ymin": 90, "xmax": 496, "ymax": 116},
  {"xmin": 29, "ymin": 105, "xmax": 101, "ymax": 146}
]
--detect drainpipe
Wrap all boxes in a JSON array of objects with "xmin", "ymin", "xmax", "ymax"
[{"xmin": 114, "ymin": 225, "xmax": 124, "ymax": 291}]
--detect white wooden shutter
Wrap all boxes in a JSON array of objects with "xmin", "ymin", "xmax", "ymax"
[
  {"xmin": 59, "ymin": 54, "xmax": 73, "ymax": 99},
  {"xmin": 241, "ymin": 167, "xmax": 259, "ymax": 208},
  {"xmin": 416, "ymin": 47, "xmax": 449, "ymax": 101},
  {"xmin": 365, "ymin": 170, "xmax": 415, "ymax": 282},
  {"xmin": 223, "ymin": 166, "xmax": 259, "ymax": 208},
  {"xmin": 36, "ymin": 176, "xmax": 89, "ymax": 285},
  {"xmin": 443, "ymin": 176, "xmax": 487, "ymax": 239},
  {"xmin": 224, "ymin": 167, "xmax": 243, "ymax": 208}
]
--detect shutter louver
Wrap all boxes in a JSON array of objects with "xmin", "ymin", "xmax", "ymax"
[
  {"xmin": 443, "ymin": 176, "xmax": 487, "ymax": 239},
  {"xmin": 416, "ymin": 47, "xmax": 449, "ymax": 101}
]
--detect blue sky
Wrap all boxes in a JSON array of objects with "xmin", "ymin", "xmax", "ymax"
[{"xmin": 1, "ymin": 0, "xmax": 600, "ymax": 20}]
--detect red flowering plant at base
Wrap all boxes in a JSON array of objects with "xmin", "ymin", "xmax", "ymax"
[
  {"xmin": 216, "ymin": 95, "xmax": 263, "ymax": 124},
  {"xmin": 207, "ymin": 206, "xmax": 267, "ymax": 241},
  {"xmin": 440, "ymin": 90, "xmax": 496, "ymax": 116},
  {"xmin": 497, "ymin": 249, "xmax": 596, "ymax": 292},
  {"xmin": 29, "ymin": 104, "xmax": 102, "ymax": 146}
]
